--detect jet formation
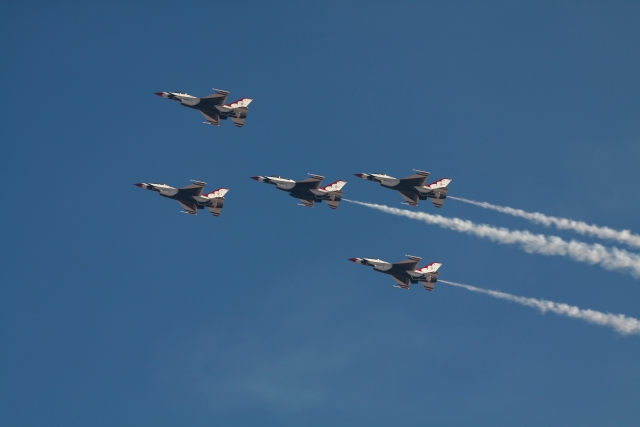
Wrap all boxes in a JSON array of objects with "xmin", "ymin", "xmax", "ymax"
[
  {"xmin": 251, "ymin": 174, "xmax": 346, "ymax": 209},
  {"xmin": 134, "ymin": 180, "xmax": 228, "ymax": 216},
  {"xmin": 155, "ymin": 89, "xmax": 252, "ymax": 127},
  {"xmin": 145, "ymin": 86, "xmax": 452, "ymax": 289},
  {"xmin": 349, "ymin": 255, "xmax": 442, "ymax": 290},
  {"xmin": 354, "ymin": 170, "xmax": 451, "ymax": 208}
]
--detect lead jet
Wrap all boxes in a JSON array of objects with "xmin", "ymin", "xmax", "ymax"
[
  {"xmin": 154, "ymin": 88, "xmax": 252, "ymax": 127},
  {"xmin": 251, "ymin": 174, "xmax": 346, "ymax": 209},
  {"xmin": 349, "ymin": 255, "xmax": 442, "ymax": 291},
  {"xmin": 354, "ymin": 170, "xmax": 452, "ymax": 208},
  {"xmin": 134, "ymin": 180, "xmax": 228, "ymax": 216}
]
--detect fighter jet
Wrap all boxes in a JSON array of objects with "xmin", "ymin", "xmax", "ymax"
[
  {"xmin": 154, "ymin": 88, "xmax": 252, "ymax": 127},
  {"xmin": 349, "ymin": 255, "xmax": 442, "ymax": 290},
  {"xmin": 354, "ymin": 170, "xmax": 451, "ymax": 208},
  {"xmin": 251, "ymin": 174, "xmax": 346, "ymax": 209},
  {"xmin": 134, "ymin": 180, "xmax": 228, "ymax": 216}
]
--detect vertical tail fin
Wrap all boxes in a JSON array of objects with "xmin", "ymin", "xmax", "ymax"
[
  {"xmin": 424, "ymin": 178, "xmax": 451, "ymax": 190},
  {"xmin": 224, "ymin": 98, "xmax": 253, "ymax": 108},
  {"xmin": 416, "ymin": 262, "xmax": 441, "ymax": 291},
  {"xmin": 415, "ymin": 262, "xmax": 442, "ymax": 273},
  {"xmin": 423, "ymin": 178, "xmax": 451, "ymax": 208},
  {"xmin": 320, "ymin": 180, "xmax": 347, "ymax": 192},
  {"xmin": 320, "ymin": 180, "xmax": 346, "ymax": 210},
  {"xmin": 422, "ymin": 281, "xmax": 436, "ymax": 291},
  {"xmin": 207, "ymin": 200, "xmax": 224, "ymax": 217},
  {"xmin": 202, "ymin": 188, "xmax": 229, "ymax": 199}
]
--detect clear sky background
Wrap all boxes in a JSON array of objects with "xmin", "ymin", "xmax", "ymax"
[{"xmin": 2, "ymin": 1, "xmax": 640, "ymax": 426}]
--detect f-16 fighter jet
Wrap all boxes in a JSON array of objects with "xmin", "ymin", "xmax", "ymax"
[
  {"xmin": 349, "ymin": 255, "xmax": 442, "ymax": 291},
  {"xmin": 251, "ymin": 174, "xmax": 346, "ymax": 209},
  {"xmin": 154, "ymin": 89, "xmax": 252, "ymax": 127},
  {"xmin": 134, "ymin": 180, "xmax": 228, "ymax": 216},
  {"xmin": 354, "ymin": 170, "xmax": 451, "ymax": 208}
]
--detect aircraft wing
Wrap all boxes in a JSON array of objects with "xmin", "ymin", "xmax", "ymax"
[
  {"xmin": 201, "ymin": 90, "xmax": 229, "ymax": 106},
  {"xmin": 391, "ymin": 275, "xmax": 410, "ymax": 289},
  {"xmin": 178, "ymin": 200, "xmax": 197, "ymax": 215},
  {"xmin": 293, "ymin": 174, "xmax": 324, "ymax": 191},
  {"xmin": 179, "ymin": 181, "xmax": 206, "ymax": 197},
  {"xmin": 398, "ymin": 191, "xmax": 419, "ymax": 206},
  {"xmin": 199, "ymin": 110, "xmax": 220, "ymax": 126},
  {"xmin": 399, "ymin": 170, "xmax": 430, "ymax": 187},
  {"xmin": 392, "ymin": 256, "xmax": 421, "ymax": 271}
]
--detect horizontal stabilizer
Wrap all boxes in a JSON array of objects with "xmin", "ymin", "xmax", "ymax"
[
  {"xmin": 326, "ymin": 198, "xmax": 340, "ymax": 210},
  {"xmin": 431, "ymin": 198, "xmax": 445, "ymax": 208},
  {"xmin": 207, "ymin": 206, "xmax": 222, "ymax": 217},
  {"xmin": 298, "ymin": 198, "xmax": 315, "ymax": 208},
  {"xmin": 230, "ymin": 115, "xmax": 246, "ymax": 128},
  {"xmin": 422, "ymin": 281, "xmax": 435, "ymax": 291}
]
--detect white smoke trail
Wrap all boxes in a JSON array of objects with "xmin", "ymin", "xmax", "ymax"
[
  {"xmin": 343, "ymin": 199, "xmax": 640, "ymax": 278},
  {"xmin": 440, "ymin": 280, "xmax": 640, "ymax": 336},
  {"xmin": 449, "ymin": 196, "xmax": 640, "ymax": 249}
]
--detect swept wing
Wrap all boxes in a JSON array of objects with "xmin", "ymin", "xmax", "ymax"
[
  {"xmin": 391, "ymin": 275, "xmax": 410, "ymax": 289},
  {"xmin": 399, "ymin": 170, "xmax": 430, "ymax": 187},
  {"xmin": 199, "ymin": 110, "xmax": 220, "ymax": 126},
  {"xmin": 179, "ymin": 181, "xmax": 206, "ymax": 197},
  {"xmin": 178, "ymin": 200, "xmax": 197, "ymax": 215}
]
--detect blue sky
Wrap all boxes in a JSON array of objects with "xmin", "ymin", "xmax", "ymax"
[{"xmin": 1, "ymin": 1, "xmax": 640, "ymax": 425}]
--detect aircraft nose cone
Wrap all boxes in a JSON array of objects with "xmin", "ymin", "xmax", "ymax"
[
  {"xmin": 154, "ymin": 92, "xmax": 164, "ymax": 97},
  {"xmin": 134, "ymin": 183, "xmax": 143, "ymax": 187},
  {"xmin": 250, "ymin": 176, "xmax": 261, "ymax": 181},
  {"xmin": 354, "ymin": 173, "xmax": 364, "ymax": 178},
  {"xmin": 348, "ymin": 258, "xmax": 358, "ymax": 263}
]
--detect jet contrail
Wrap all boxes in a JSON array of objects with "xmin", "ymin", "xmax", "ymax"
[
  {"xmin": 440, "ymin": 280, "xmax": 640, "ymax": 336},
  {"xmin": 343, "ymin": 199, "xmax": 640, "ymax": 278},
  {"xmin": 449, "ymin": 196, "xmax": 640, "ymax": 249}
]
